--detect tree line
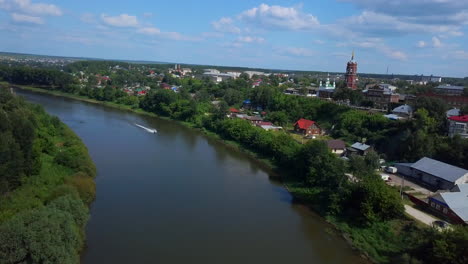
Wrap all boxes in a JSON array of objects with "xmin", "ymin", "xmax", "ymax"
[{"xmin": 0, "ymin": 87, "xmax": 96, "ymax": 263}]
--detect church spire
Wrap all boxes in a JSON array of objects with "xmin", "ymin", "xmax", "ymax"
[{"xmin": 351, "ymin": 50, "xmax": 355, "ymax": 61}]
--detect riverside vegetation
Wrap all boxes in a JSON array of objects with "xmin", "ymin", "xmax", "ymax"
[
  {"xmin": 0, "ymin": 86, "xmax": 96, "ymax": 263},
  {"xmin": 1, "ymin": 63, "xmax": 468, "ymax": 264}
]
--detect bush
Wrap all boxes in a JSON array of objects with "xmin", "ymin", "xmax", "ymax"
[{"xmin": 66, "ymin": 172, "xmax": 96, "ymax": 205}]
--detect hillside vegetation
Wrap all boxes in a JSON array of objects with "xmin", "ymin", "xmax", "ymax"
[{"xmin": 0, "ymin": 86, "xmax": 96, "ymax": 264}]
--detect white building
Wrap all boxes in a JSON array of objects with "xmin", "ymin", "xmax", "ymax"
[{"xmin": 448, "ymin": 115, "xmax": 468, "ymax": 138}]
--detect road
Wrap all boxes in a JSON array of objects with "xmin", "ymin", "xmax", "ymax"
[
  {"xmin": 404, "ymin": 205, "xmax": 438, "ymax": 226},
  {"xmin": 386, "ymin": 173, "xmax": 434, "ymax": 196}
]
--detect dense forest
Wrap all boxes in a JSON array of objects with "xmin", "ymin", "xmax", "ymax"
[
  {"xmin": 0, "ymin": 86, "xmax": 96, "ymax": 263},
  {"xmin": 1, "ymin": 63, "xmax": 468, "ymax": 263}
]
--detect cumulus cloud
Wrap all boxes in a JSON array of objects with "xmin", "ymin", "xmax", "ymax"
[
  {"xmin": 237, "ymin": 36, "xmax": 265, "ymax": 43},
  {"xmin": 338, "ymin": 11, "xmax": 461, "ymax": 37},
  {"xmin": 101, "ymin": 14, "xmax": 139, "ymax": 27},
  {"xmin": 336, "ymin": 1, "xmax": 467, "ymax": 38},
  {"xmin": 0, "ymin": 0, "xmax": 62, "ymax": 16},
  {"xmin": 340, "ymin": 0, "xmax": 467, "ymax": 18},
  {"xmin": 239, "ymin": 3, "xmax": 319, "ymax": 31},
  {"xmin": 416, "ymin": 40, "xmax": 427, "ymax": 48},
  {"xmin": 11, "ymin": 12, "xmax": 43, "ymax": 24},
  {"xmin": 212, "ymin": 17, "xmax": 241, "ymax": 34},
  {"xmin": 137, "ymin": 26, "xmax": 161, "ymax": 35}
]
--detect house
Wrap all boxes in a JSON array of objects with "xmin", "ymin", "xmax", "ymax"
[
  {"xmin": 294, "ymin": 118, "xmax": 321, "ymax": 136},
  {"xmin": 445, "ymin": 107, "xmax": 460, "ymax": 118},
  {"xmin": 392, "ymin": 104, "xmax": 413, "ymax": 118},
  {"xmin": 395, "ymin": 157, "xmax": 468, "ymax": 191},
  {"xmin": 446, "ymin": 108, "xmax": 460, "ymax": 118},
  {"xmin": 364, "ymin": 85, "xmax": 400, "ymax": 109},
  {"xmin": 256, "ymin": 122, "xmax": 282, "ymax": 131},
  {"xmin": 435, "ymin": 85, "xmax": 465, "ymax": 96},
  {"xmin": 448, "ymin": 115, "xmax": 468, "ymax": 138},
  {"xmin": 428, "ymin": 184, "xmax": 468, "ymax": 224},
  {"xmin": 245, "ymin": 115, "xmax": 264, "ymax": 125},
  {"xmin": 326, "ymin": 139, "xmax": 346, "ymax": 155},
  {"xmin": 347, "ymin": 142, "xmax": 372, "ymax": 156}
]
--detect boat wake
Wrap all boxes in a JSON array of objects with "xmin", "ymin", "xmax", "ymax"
[{"xmin": 135, "ymin": 123, "xmax": 157, "ymax": 134}]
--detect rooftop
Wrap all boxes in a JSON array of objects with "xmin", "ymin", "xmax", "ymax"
[
  {"xmin": 393, "ymin": 104, "xmax": 413, "ymax": 114},
  {"xmin": 448, "ymin": 115, "xmax": 468, "ymax": 122},
  {"xmin": 411, "ymin": 157, "xmax": 468, "ymax": 183},
  {"xmin": 327, "ymin": 139, "xmax": 346, "ymax": 150},
  {"xmin": 439, "ymin": 184, "xmax": 468, "ymax": 222},
  {"xmin": 436, "ymin": 85, "xmax": 465, "ymax": 91},
  {"xmin": 351, "ymin": 142, "xmax": 371, "ymax": 151},
  {"xmin": 294, "ymin": 118, "xmax": 316, "ymax": 130}
]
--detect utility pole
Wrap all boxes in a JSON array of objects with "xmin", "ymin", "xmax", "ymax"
[{"xmin": 400, "ymin": 174, "xmax": 405, "ymax": 199}]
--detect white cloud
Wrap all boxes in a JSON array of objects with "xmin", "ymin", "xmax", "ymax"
[
  {"xmin": 0, "ymin": 0, "xmax": 62, "ymax": 16},
  {"xmin": 237, "ymin": 36, "xmax": 265, "ymax": 43},
  {"xmin": 137, "ymin": 26, "xmax": 160, "ymax": 35},
  {"xmin": 380, "ymin": 46, "xmax": 408, "ymax": 61},
  {"xmin": 212, "ymin": 17, "xmax": 241, "ymax": 34},
  {"xmin": 432, "ymin": 36, "xmax": 443, "ymax": 48},
  {"xmin": 239, "ymin": 3, "xmax": 319, "ymax": 31},
  {"xmin": 101, "ymin": 14, "xmax": 139, "ymax": 27},
  {"xmin": 417, "ymin": 40, "xmax": 426, "ymax": 48},
  {"xmin": 11, "ymin": 12, "xmax": 43, "ymax": 24},
  {"xmin": 338, "ymin": 11, "xmax": 460, "ymax": 37}
]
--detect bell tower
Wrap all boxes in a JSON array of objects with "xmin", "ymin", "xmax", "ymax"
[{"xmin": 345, "ymin": 51, "xmax": 358, "ymax": 90}]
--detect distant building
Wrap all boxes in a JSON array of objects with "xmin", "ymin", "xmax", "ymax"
[
  {"xmin": 420, "ymin": 93, "xmax": 468, "ymax": 107},
  {"xmin": 392, "ymin": 104, "xmax": 413, "ymax": 118},
  {"xmin": 256, "ymin": 122, "xmax": 282, "ymax": 131},
  {"xmin": 395, "ymin": 157, "xmax": 468, "ymax": 191},
  {"xmin": 446, "ymin": 108, "xmax": 460, "ymax": 118},
  {"xmin": 244, "ymin": 71, "xmax": 269, "ymax": 78},
  {"xmin": 448, "ymin": 115, "xmax": 468, "ymax": 138},
  {"xmin": 364, "ymin": 85, "xmax": 399, "ymax": 109},
  {"xmin": 326, "ymin": 139, "xmax": 346, "ymax": 156},
  {"xmin": 317, "ymin": 75, "xmax": 336, "ymax": 99},
  {"xmin": 294, "ymin": 118, "xmax": 321, "ymax": 136},
  {"xmin": 435, "ymin": 85, "xmax": 465, "ymax": 96},
  {"xmin": 345, "ymin": 51, "xmax": 358, "ymax": 90},
  {"xmin": 429, "ymin": 184, "xmax": 468, "ymax": 224},
  {"xmin": 416, "ymin": 75, "xmax": 442, "ymax": 85},
  {"xmin": 347, "ymin": 142, "xmax": 372, "ymax": 156}
]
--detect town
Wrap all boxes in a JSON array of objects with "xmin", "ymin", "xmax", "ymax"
[{"xmin": 1, "ymin": 50, "xmax": 468, "ymax": 264}]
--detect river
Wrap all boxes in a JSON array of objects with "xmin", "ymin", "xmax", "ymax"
[{"xmin": 17, "ymin": 89, "xmax": 367, "ymax": 264}]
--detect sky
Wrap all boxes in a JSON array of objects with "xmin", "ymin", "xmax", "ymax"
[{"xmin": 1, "ymin": 0, "xmax": 468, "ymax": 77}]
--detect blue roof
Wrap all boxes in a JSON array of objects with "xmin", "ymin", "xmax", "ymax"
[{"xmin": 243, "ymin": 99, "xmax": 251, "ymax": 104}]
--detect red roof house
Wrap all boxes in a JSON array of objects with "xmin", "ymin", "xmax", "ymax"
[
  {"xmin": 229, "ymin": 108, "xmax": 240, "ymax": 113},
  {"xmin": 448, "ymin": 115, "xmax": 468, "ymax": 122},
  {"xmin": 294, "ymin": 118, "xmax": 321, "ymax": 136},
  {"xmin": 448, "ymin": 115, "xmax": 468, "ymax": 138}
]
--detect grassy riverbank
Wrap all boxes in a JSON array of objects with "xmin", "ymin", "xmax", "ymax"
[
  {"xmin": 0, "ymin": 86, "xmax": 96, "ymax": 263},
  {"xmin": 11, "ymin": 85, "xmax": 432, "ymax": 264}
]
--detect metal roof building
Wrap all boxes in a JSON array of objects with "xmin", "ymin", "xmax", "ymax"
[{"xmin": 397, "ymin": 157, "xmax": 468, "ymax": 190}]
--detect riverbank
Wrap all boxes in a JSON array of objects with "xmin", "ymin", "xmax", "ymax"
[
  {"xmin": 0, "ymin": 87, "xmax": 96, "ymax": 263},
  {"xmin": 13, "ymin": 85, "xmax": 417, "ymax": 264}
]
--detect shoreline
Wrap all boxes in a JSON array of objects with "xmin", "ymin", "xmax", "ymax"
[{"xmin": 14, "ymin": 85, "xmax": 372, "ymax": 263}]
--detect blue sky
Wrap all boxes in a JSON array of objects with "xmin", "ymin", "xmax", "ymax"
[{"xmin": 1, "ymin": 0, "xmax": 468, "ymax": 77}]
